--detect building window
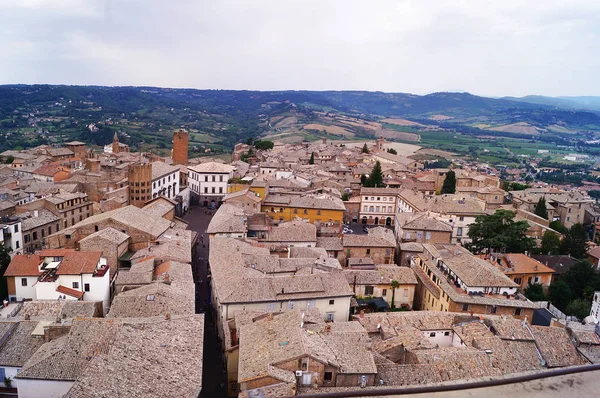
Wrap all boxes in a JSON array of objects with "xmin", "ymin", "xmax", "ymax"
[
  {"xmin": 303, "ymin": 209, "xmax": 308, "ymax": 215},
  {"xmin": 84, "ymin": 283, "xmax": 90, "ymax": 292},
  {"xmin": 32, "ymin": 231, "xmax": 37, "ymax": 240},
  {"xmin": 459, "ymin": 216, "xmax": 464, "ymax": 222},
  {"xmin": 457, "ymin": 227, "xmax": 463, "ymax": 236},
  {"xmin": 219, "ymin": 187, "xmax": 223, "ymax": 194},
  {"xmin": 212, "ymin": 176, "xmax": 215, "ymax": 182},
  {"xmin": 288, "ymin": 301, "xmax": 295, "ymax": 310},
  {"xmin": 14, "ymin": 224, "xmax": 18, "ymax": 233},
  {"xmin": 515, "ymin": 308, "xmax": 522, "ymax": 316},
  {"xmin": 72, "ymin": 282, "xmax": 79, "ymax": 289},
  {"xmin": 403, "ymin": 288, "xmax": 408, "ymax": 297},
  {"xmin": 24, "ymin": 235, "xmax": 30, "ymax": 243},
  {"xmin": 204, "ymin": 176, "xmax": 208, "ymax": 182},
  {"xmin": 444, "ymin": 331, "xmax": 450, "ymax": 336},
  {"xmin": 324, "ymin": 372, "xmax": 333, "ymax": 381},
  {"xmin": 219, "ymin": 175, "xmax": 223, "ymax": 182},
  {"xmin": 15, "ymin": 241, "xmax": 19, "ymax": 249},
  {"xmin": 382, "ymin": 289, "xmax": 387, "ymax": 296},
  {"xmin": 429, "ymin": 332, "xmax": 436, "ymax": 337},
  {"xmin": 21, "ymin": 278, "xmax": 27, "ymax": 286},
  {"xmin": 95, "ymin": 225, "xmax": 99, "ymax": 232},
  {"xmin": 425, "ymin": 232, "xmax": 431, "ymax": 240},
  {"xmin": 365, "ymin": 286, "xmax": 374, "ymax": 295},
  {"xmin": 329, "ymin": 299, "xmax": 335, "ymax": 305},
  {"xmin": 490, "ymin": 306, "xmax": 497, "ymax": 314},
  {"xmin": 326, "ymin": 313, "xmax": 335, "ymax": 322},
  {"xmin": 514, "ymin": 277, "xmax": 522, "ymax": 285},
  {"xmin": 366, "ymin": 249, "xmax": 371, "ymax": 255},
  {"xmin": 417, "ymin": 232, "xmax": 423, "ymax": 239},
  {"xmin": 462, "ymin": 303, "xmax": 469, "ymax": 311}
]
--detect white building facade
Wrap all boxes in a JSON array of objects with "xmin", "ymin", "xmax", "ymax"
[{"xmin": 188, "ymin": 162, "xmax": 235, "ymax": 207}]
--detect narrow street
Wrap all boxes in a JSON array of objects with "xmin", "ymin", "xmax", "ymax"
[{"xmin": 184, "ymin": 206, "xmax": 228, "ymax": 398}]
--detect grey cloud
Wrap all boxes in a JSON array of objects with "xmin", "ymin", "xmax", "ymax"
[{"xmin": 0, "ymin": 0, "xmax": 599, "ymax": 96}]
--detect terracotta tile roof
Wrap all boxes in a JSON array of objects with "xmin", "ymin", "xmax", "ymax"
[
  {"xmin": 268, "ymin": 220, "xmax": 316, "ymax": 242},
  {"xmin": 530, "ymin": 325, "xmax": 588, "ymax": 367},
  {"xmin": 316, "ymin": 237, "xmax": 343, "ymax": 251},
  {"xmin": 78, "ymin": 227, "xmax": 129, "ymax": 245},
  {"xmin": 55, "ymin": 251, "xmax": 102, "ymax": 275},
  {"xmin": 238, "ymin": 311, "xmax": 376, "ymax": 384},
  {"xmin": 0, "ymin": 321, "xmax": 46, "ymax": 367},
  {"xmin": 16, "ymin": 301, "xmax": 100, "ymax": 321},
  {"xmin": 496, "ymin": 253, "xmax": 555, "ymax": 275},
  {"xmin": 189, "ymin": 161, "xmax": 235, "ymax": 173},
  {"xmin": 4, "ymin": 254, "xmax": 42, "ymax": 277},
  {"xmin": 56, "ymin": 285, "xmax": 84, "ymax": 299},
  {"xmin": 64, "ymin": 316, "xmax": 204, "ymax": 398},
  {"xmin": 150, "ymin": 161, "xmax": 179, "ymax": 180},
  {"xmin": 343, "ymin": 265, "xmax": 417, "ymax": 285}
]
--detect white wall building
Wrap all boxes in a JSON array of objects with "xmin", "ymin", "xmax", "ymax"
[
  {"xmin": 0, "ymin": 220, "xmax": 23, "ymax": 256},
  {"xmin": 4, "ymin": 251, "xmax": 111, "ymax": 314},
  {"xmin": 188, "ymin": 162, "xmax": 235, "ymax": 207},
  {"xmin": 151, "ymin": 162, "xmax": 181, "ymax": 201}
]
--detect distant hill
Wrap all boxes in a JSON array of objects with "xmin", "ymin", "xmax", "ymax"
[
  {"xmin": 502, "ymin": 95, "xmax": 600, "ymax": 112},
  {"xmin": 1, "ymin": 85, "xmax": 600, "ymax": 154}
]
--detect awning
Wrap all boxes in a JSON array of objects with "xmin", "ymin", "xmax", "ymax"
[{"xmin": 356, "ymin": 297, "xmax": 389, "ymax": 310}]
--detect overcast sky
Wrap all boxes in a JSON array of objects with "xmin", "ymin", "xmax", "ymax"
[{"xmin": 1, "ymin": 0, "xmax": 599, "ymax": 97}]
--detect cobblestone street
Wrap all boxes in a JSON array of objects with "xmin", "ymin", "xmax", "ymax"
[{"xmin": 184, "ymin": 206, "xmax": 227, "ymax": 398}]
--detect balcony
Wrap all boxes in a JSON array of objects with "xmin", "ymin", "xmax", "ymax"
[{"xmin": 93, "ymin": 264, "xmax": 110, "ymax": 278}]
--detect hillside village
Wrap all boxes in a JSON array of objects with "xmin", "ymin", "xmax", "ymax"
[{"xmin": 1, "ymin": 132, "xmax": 600, "ymax": 397}]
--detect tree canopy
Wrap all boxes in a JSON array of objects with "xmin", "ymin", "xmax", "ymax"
[
  {"xmin": 254, "ymin": 140, "xmax": 274, "ymax": 150},
  {"xmin": 361, "ymin": 143, "xmax": 369, "ymax": 154},
  {"xmin": 560, "ymin": 223, "xmax": 588, "ymax": 259},
  {"xmin": 309, "ymin": 152, "xmax": 314, "ymax": 165},
  {"xmin": 539, "ymin": 231, "xmax": 561, "ymax": 255},
  {"xmin": 534, "ymin": 197, "xmax": 548, "ymax": 219},
  {"xmin": 361, "ymin": 161, "xmax": 384, "ymax": 188},
  {"xmin": 441, "ymin": 170, "xmax": 456, "ymax": 194},
  {"xmin": 386, "ymin": 148, "xmax": 397, "ymax": 155},
  {"xmin": 466, "ymin": 209, "xmax": 535, "ymax": 254}
]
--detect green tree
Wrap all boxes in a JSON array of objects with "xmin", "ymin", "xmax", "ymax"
[
  {"xmin": 565, "ymin": 299, "xmax": 592, "ymax": 320},
  {"xmin": 361, "ymin": 143, "xmax": 369, "ymax": 154},
  {"xmin": 540, "ymin": 231, "xmax": 561, "ymax": 255},
  {"xmin": 560, "ymin": 223, "xmax": 588, "ymax": 259},
  {"xmin": 534, "ymin": 197, "xmax": 548, "ymax": 220},
  {"xmin": 549, "ymin": 279, "xmax": 572, "ymax": 310},
  {"xmin": 3, "ymin": 155, "xmax": 14, "ymax": 164},
  {"xmin": 523, "ymin": 283, "xmax": 547, "ymax": 301},
  {"xmin": 0, "ymin": 246, "xmax": 11, "ymax": 301},
  {"xmin": 254, "ymin": 140, "xmax": 274, "ymax": 150},
  {"xmin": 390, "ymin": 280, "xmax": 400, "ymax": 309},
  {"xmin": 561, "ymin": 260, "xmax": 599, "ymax": 300},
  {"xmin": 441, "ymin": 170, "xmax": 456, "ymax": 194},
  {"xmin": 386, "ymin": 148, "xmax": 397, "ymax": 155},
  {"xmin": 341, "ymin": 192, "xmax": 350, "ymax": 201},
  {"xmin": 368, "ymin": 161, "xmax": 384, "ymax": 188},
  {"xmin": 467, "ymin": 209, "xmax": 535, "ymax": 254},
  {"xmin": 549, "ymin": 220, "xmax": 568, "ymax": 234},
  {"xmin": 360, "ymin": 174, "xmax": 370, "ymax": 187},
  {"xmin": 308, "ymin": 152, "xmax": 315, "ymax": 165}
]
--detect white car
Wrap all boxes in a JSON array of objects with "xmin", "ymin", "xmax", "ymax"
[{"xmin": 343, "ymin": 228, "xmax": 353, "ymax": 234}]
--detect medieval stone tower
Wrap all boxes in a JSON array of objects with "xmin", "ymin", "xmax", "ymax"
[
  {"xmin": 172, "ymin": 129, "xmax": 189, "ymax": 165},
  {"xmin": 128, "ymin": 163, "xmax": 152, "ymax": 208},
  {"xmin": 112, "ymin": 132, "xmax": 121, "ymax": 154}
]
